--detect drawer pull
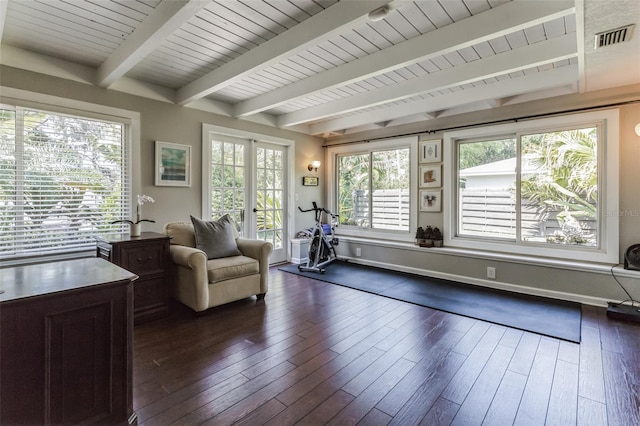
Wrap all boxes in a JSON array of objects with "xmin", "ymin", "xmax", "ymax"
[{"xmin": 136, "ymin": 256, "xmax": 154, "ymax": 262}]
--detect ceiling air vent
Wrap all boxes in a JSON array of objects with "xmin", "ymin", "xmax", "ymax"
[{"xmin": 594, "ymin": 24, "xmax": 634, "ymax": 48}]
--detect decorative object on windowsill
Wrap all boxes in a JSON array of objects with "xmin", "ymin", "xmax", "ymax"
[
  {"xmin": 112, "ymin": 194, "xmax": 155, "ymax": 237},
  {"xmin": 415, "ymin": 226, "xmax": 443, "ymax": 247}
]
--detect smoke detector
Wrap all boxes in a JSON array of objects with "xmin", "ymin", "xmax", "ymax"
[{"xmin": 594, "ymin": 24, "xmax": 634, "ymax": 49}]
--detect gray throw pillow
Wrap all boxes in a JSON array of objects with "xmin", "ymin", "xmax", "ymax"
[
  {"xmin": 190, "ymin": 215, "xmax": 242, "ymax": 259},
  {"xmin": 217, "ymin": 213, "xmax": 240, "ymax": 239}
]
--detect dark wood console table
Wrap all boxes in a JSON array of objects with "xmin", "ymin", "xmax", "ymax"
[
  {"xmin": 95, "ymin": 232, "xmax": 170, "ymax": 324},
  {"xmin": 0, "ymin": 258, "xmax": 137, "ymax": 425}
]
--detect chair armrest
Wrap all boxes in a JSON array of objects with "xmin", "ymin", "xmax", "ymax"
[
  {"xmin": 237, "ymin": 238, "xmax": 273, "ymax": 262},
  {"xmin": 168, "ymin": 245, "xmax": 209, "ymax": 312},
  {"xmin": 236, "ymin": 239, "xmax": 273, "ymax": 294},
  {"xmin": 169, "ymin": 245, "xmax": 207, "ymax": 269}
]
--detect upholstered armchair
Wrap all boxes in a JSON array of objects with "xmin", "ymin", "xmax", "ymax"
[{"xmin": 164, "ymin": 218, "xmax": 273, "ymax": 313}]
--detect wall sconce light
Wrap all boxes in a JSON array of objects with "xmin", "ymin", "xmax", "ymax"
[
  {"xmin": 308, "ymin": 160, "xmax": 321, "ymax": 172},
  {"xmin": 635, "ymin": 122, "xmax": 640, "ymax": 137}
]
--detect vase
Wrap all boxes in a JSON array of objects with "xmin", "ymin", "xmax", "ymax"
[{"xmin": 130, "ymin": 223, "xmax": 141, "ymax": 237}]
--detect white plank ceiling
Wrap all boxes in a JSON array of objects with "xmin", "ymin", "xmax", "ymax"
[{"xmin": 1, "ymin": 0, "xmax": 639, "ymax": 139}]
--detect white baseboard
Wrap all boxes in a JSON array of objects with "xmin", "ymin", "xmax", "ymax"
[{"xmin": 340, "ymin": 256, "xmax": 611, "ymax": 308}]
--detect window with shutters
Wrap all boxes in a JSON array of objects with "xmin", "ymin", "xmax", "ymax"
[{"xmin": 0, "ymin": 105, "xmax": 131, "ymax": 264}]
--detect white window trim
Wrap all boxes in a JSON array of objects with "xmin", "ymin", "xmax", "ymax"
[
  {"xmin": 327, "ymin": 136, "xmax": 418, "ymax": 243},
  {"xmin": 443, "ymin": 109, "xmax": 619, "ymax": 264}
]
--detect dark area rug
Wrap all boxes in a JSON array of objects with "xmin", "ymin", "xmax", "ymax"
[{"xmin": 280, "ymin": 261, "xmax": 581, "ymax": 343}]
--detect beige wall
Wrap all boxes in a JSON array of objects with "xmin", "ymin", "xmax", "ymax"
[{"xmin": 0, "ymin": 65, "xmax": 325, "ymax": 235}]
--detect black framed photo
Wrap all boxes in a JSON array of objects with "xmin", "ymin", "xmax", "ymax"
[{"xmin": 302, "ymin": 176, "xmax": 319, "ymax": 186}]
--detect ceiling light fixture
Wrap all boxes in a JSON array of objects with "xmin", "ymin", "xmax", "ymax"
[{"xmin": 368, "ymin": 5, "xmax": 390, "ymax": 22}]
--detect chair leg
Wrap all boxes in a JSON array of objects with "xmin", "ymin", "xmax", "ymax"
[{"xmin": 256, "ymin": 293, "xmax": 266, "ymax": 301}]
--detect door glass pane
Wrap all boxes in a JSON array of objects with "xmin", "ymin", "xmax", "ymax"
[
  {"xmin": 254, "ymin": 144, "xmax": 286, "ymax": 254},
  {"xmin": 223, "ymin": 165, "xmax": 233, "ymax": 187},
  {"xmin": 209, "ymin": 139, "xmax": 245, "ymax": 231},
  {"xmin": 235, "ymin": 144, "xmax": 244, "ymax": 166},
  {"xmin": 257, "ymin": 168, "xmax": 266, "ymax": 187},
  {"xmin": 223, "ymin": 189, "xmax": 234, "ymax": 211},
  {"xmin": 274, "ymin": 190, "xmax": 283, "ymax": 228},
  {"xmin": 235, "ymin": 189, "xmax": 244, "ymax": 209},
  {"xmin": 275, "ymin": 230, "xmax": 283, "ymax": 249},
  {"xmin": 223, "ymin": 142, "xmax": 233, "ymax": 163},
  {"xmin": 211, "ymin": 142, "xmax": 222, "ymax": 164},
  {"xmin": 274, "ymin": 150, "xmax": 282, "ymax": 169},
  {"xmin": 275, "ymin": 170, "xmax": 283, "ymax": 189},
  {"xmin": 257, "ymin": 147, "xmax": 265, "ymax": 167},
  {"xmin": 265, "ymin": 148, "xmax": 274, "ymax": 169},
  {"xmin": 235, "ymin": 167, "xmax": 244, "ymax": 187}
]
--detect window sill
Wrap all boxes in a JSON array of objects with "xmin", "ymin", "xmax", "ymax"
[{"xmin": 338, "ymin": 236, "xmax": 634, "ymax": 277}]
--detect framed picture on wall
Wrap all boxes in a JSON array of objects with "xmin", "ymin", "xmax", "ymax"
[
  {"xmin": 419, "ymin": 139, "xmax": 441, "ymax": 163},
  {"xmin": 302, "ymin": 176, "xmax": 319, "ymax": 186},
  {"xmin": 419, "ymin": 190, "xmax": 442, "ymax": 212},
  {"xmin": 155, "ymin": 141, "xmax": 191, "ymax": 187},
  {"xmin": 419, "ymin": 165, "xmax": 441, "ymax": 188}
]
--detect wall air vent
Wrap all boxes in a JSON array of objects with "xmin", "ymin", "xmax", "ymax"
[{"xmin": 594, "ymin": 24, "xmax": 634, "ymax": 48}]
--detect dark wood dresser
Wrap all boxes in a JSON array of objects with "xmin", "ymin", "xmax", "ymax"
[
  {"xmin": 95, "ymin": 232, "xmax": 170, "ymax": 324},
  {"xmin": 0, "ymin": 258, "xmax": 137, "ymax": 425}
]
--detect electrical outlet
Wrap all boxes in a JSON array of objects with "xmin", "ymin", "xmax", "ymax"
[
  {"xmin": 356, "ymin": 247, "xmax": 361, "ymax": 257},
  {"xmin": 487, "ymin": 267, "xmax": 496, "ymax": 279}
]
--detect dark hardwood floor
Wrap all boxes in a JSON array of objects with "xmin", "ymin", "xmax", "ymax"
[{"xmin": 133, "ymin": 265, "xmax": 640, "ymax": 425}]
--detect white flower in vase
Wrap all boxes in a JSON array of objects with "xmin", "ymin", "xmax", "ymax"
[{"xmin": 112, "ymin": 195, "xmax": 155, "ymax": 236}]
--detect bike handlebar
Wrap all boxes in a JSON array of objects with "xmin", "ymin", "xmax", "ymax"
[{"xmin": 298, "ymin": 202, "xmax": 339, "ymax": 218}]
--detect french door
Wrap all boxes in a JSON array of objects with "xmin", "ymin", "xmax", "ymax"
[
  {"xmin": 205, "ymin": 135, "xmax": 288, "ymax": 264},
  {"xmin": 253, "ymin": 142, "xmax": 287, "ymax": 263}
]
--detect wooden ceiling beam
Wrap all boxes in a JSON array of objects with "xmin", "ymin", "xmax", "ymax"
[
  {"xmin": 278, "ymin": 34, "xmax": 577, "ymax": 127},
  {"xmin": 236, "ymin": 0, "xmax": 575, "ymax": 118},
  {"xmin": 309, "ymin": 65, "xmax": 578, "ymax": 134},
  {"xmin": 175, "ymin": 0, "xmax": 390, "ymax": 105},
  {"xmin": 97, "ymin": 0, "xmax": 208, "ymax": 88}
]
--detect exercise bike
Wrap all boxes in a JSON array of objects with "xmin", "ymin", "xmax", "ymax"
[{"xmin": 298, "ymin": 202, "xmax": 339, "ymax": 273}]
